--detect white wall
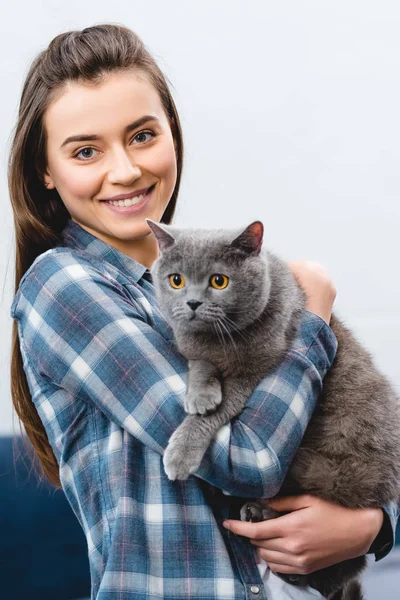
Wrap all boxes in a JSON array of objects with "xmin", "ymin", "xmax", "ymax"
[{"xmin": 1, "ymin": 1, "xmax": 400, "ymax": 433}]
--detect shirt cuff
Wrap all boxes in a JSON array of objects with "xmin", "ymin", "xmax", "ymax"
[
  {"xmin": 367, "ymin": 506, "xmax": 396, "ymax": 562},
  {"xmin": 291, "ymin": 310, "xmax": 338, "ymax": 377}
]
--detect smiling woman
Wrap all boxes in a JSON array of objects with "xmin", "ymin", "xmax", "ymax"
[
  {"xmin": 8, "ymin": 23, "xmax": 184, "ymax": 491},
  {"xmin": 43, "ymin": 72, "xmax": 178, "ymax": 266}
]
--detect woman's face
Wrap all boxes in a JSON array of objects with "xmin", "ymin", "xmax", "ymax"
[{"xmin": 43, "ymin": 70, "xmax": 177, "ymax": 265}]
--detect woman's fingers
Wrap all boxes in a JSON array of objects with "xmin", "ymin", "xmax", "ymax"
[
  {"xmin": 263, "ymin": 562, "xmax": 306, "ymax": 575},
  {"xmin": 222, "ymin": 517, "xmax": 282, "ymax": 540},
  {"xmin": 287, "ymin": 260, "xmax": 336, "ymax": 324},
  {"xmin": 256, "ymin": 547, "xmax": 308, "ymax": 571},
  {"xmin": 263, "ymin": 494, "xmax": 315, "ymax": 512},
  {"xmin": 250, "ymin": 538, "xmax": 295, "ymax": 554}
]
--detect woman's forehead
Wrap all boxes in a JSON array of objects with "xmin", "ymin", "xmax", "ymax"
[{"xmin": 43, "ymin": 71, "xmax": 167, "ymax": 144}]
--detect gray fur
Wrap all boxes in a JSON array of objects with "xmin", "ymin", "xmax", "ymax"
[{"xmin": 146, "ymin": 218, "xmax": 400, "ymax": 600}]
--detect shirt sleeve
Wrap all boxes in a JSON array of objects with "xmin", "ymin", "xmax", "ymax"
[
  {"xmin": 367, "ymin": 499, "xmax": 400, "ymax": 562},
  {"xmin": 13, "ymin": 254, "xmax": 338, "ymax": 497}
]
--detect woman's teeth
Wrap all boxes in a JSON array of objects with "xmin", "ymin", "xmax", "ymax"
[{"xmin": 106, "ymin": 193, "xmax": 146, "ymax": 207}]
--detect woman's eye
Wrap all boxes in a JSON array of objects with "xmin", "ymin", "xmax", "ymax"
[
  {"xmin": 210, "ymin": 274, "xmax": 229, "ymax": 289},
  {"xmin": 75, "ymin": 147, "xmax": 98, "ymax": 160},
  {"xmin": 132, "ymin": 131, "xmax": 155, "ymax": 144},
  {"xmin": 73, "ymin": 131, "xmax": 154, "ymax": 160}
]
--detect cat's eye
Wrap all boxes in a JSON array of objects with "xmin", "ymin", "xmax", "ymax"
[
  {"xmin": 210, "ymin": 274, "xmax": 229, "ymax": 289},
  {"xmin": 169, "ymin": 274, "xmax": 185, "ymax": 289}
]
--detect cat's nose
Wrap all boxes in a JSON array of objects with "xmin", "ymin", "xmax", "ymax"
[{"xmin": 187, "ymin": 300, "xmax": 203, "ymax": 312}]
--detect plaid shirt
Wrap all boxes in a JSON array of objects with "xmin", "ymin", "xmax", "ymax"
[{"xmin": 11, "ymin": 219, "xmax": 398, "ymax": 600}]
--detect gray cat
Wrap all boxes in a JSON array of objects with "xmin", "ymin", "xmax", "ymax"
[{"xmin": 146, "ymin": 218, "xmax": 400, "ymax": 600}]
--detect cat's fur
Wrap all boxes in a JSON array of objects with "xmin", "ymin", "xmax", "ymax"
[{"xmin": 146, "ymin": 218, "xmax": 400, "ymax": 600}]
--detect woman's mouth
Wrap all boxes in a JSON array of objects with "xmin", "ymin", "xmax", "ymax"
[{"xmin": 101, "ymin": 185, "xmax": 155, "ymax": 214}]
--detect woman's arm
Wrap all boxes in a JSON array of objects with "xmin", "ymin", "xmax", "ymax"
[{"xmin": 12, "ymin": 250, "xmax": 337, "ymax": 497}]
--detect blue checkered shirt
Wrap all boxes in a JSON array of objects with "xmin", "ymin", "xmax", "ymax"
[{"xmin": 10, "ymin": 219, "xmax": 399, "ymax": 599}]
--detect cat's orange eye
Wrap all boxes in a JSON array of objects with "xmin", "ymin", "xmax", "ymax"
[
  {"xmin": 169, "ymin": 274, "xmax": 186, "ymax": 289},
  {"xmin": 210, "ymin": 274, "xmax": 229, "ymax": 290}
]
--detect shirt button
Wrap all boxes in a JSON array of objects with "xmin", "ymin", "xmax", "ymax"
[{"xmin": 250, "ymin": 585, "xmax": 260, "ymax": 594}]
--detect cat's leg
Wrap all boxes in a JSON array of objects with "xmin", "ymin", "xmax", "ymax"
[
  {"xmin": 184, "ymin": 359, "xmax": 222, "ymax": 415},
  {"xmin": 163, "ymin": 376, "xmax": 254, "ymax": 480}
]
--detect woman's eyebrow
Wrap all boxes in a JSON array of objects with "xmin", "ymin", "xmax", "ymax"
[{"xmin": 59, "ymin": 115, "xmax": 160, "ymax": 149}]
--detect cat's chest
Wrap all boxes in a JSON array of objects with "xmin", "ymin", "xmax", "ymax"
[{"xmin": 176, "ymin": 333, "xmax": 257, "ymax": 376}]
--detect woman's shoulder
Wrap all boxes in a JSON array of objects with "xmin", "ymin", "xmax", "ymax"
[
  {"xmin": 10, "ymin": 246, "xmax": 127, "ymax": 320},
  {"xmin": 24, "ymin": 246, "xmax": 123, "ymax": 284}
]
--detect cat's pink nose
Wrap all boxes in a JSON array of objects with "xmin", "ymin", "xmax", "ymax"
[{"xmin": 187, "ymin": 300, "xmax": 202, "ymax": 311}]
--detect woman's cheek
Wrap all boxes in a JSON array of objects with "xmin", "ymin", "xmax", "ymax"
[
  {"xmin": 57, "ymin": 163, "xmax": 103, "ymax": 202},
  {"xmin": 148, "ymin": 141, "xmax": 177, "ymax": 187}
]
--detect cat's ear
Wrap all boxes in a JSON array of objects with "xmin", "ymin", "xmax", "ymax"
[
  {"xmin": 146, "ymin": 219, "xmax": 176, "ymax": 252},
  {"xmin": 230, "ymin": 221, "xmax": 264, "ymax": 255}
]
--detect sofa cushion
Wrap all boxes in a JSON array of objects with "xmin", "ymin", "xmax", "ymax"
[{"xmin": 0, "ymin": 436, "xmax": 90, "ymax": 600}]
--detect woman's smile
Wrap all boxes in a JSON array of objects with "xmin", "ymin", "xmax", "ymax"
[{"xmin": 101, "ymin": 183, "xmax": 156, "ymax": 214}]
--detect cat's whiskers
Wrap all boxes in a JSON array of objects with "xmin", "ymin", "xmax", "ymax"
[
  {"xmin": 221, "ymin": 317, "xmax": 251, "ymax": 343},
  {"xmin": 225, "ymin": 310, "xmax": 266, "ymax": 331},
  {"xmin": 226, "ymin": 308, "xmax": 266, "ymax": 316},
  {"xmin": 225, "ymin": 316, "xmax": 261, "ymax": 342},
  {"xmin": 171, "ymin": 306, "xmax": 185, "ymax": 322},
  {"xmin": 217, "ymin": 318, "xmax": 243, "ymax": 363},
  {"xmin": 212, "ymin": 321, "xmax": 230, "ymax": 361}
]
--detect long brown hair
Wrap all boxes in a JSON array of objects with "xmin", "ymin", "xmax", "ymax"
[{"xmin": 9, "ymin": 24, "xmax": 184, "ymax": 488}]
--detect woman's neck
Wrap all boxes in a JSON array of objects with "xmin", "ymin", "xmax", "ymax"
[{"xmin": 73, "ymin": 218, "xmax": 159, "ymax": 269}]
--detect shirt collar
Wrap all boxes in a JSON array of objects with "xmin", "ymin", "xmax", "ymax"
[{"xmin": 59, "ymin": 219, "xmax": 149, "ymax": 283}]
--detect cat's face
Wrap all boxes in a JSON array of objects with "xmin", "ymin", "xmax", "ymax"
[{"xmin": 147, "ymin": 220, "xmax": 271, "ymax": 336}]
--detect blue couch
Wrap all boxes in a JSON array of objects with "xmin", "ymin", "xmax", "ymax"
[{"xmin": 0, "ymin": 436, "xmax": 90, "ymax": 600}]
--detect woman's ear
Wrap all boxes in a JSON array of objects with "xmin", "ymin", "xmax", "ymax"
[
  {"xmin": 35, "ymin": 154, "xmax": 55, "ymax": 190},
  {"xmin": 37, "ymin": 159, "xmax": 55, "ymax": 190},
  {"xmin": 43, "ymin": 172, "xmax": 55, "ymax": 190}
]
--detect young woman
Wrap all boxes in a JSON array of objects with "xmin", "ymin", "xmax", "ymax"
[{"xmin": 9, "ymin": 24, "xmax": 398, "ymax": 600}]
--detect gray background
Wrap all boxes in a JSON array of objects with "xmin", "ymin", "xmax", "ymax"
[
  {"xmin": 2, "ymin": 2, "xmax": 400, "ymax": 432},
  {"xmin": 0, "ymin": 1, "xmax": 399, "ymax": 594}
]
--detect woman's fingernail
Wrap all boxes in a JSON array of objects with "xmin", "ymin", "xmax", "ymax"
[{"xmin": 222, "ymin": 520, "xmax": 230, "ymax": 530}]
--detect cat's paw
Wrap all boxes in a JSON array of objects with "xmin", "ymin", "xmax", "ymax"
[
  {"xmin": 184, "ymin": 388, "xmax": 222, "ymax": 415},
  {"xmin": 163, "ymin": 430, "xmax": 206, "ymax": 480},
  {"xmin": 240, "ymin": 501, "xmax": 281, "ymax": 522},
  {"xmin": 240, "ymin": 501, "xmax": 264, "ymax": 522}
]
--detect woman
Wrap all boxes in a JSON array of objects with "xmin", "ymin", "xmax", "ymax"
[{"xmin": 9, "ymin": 24, "xmax": 398, "ymax": 600}]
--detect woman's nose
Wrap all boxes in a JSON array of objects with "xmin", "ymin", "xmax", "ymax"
[{"xmin": 106, "ymin": 148, "xmax": 142, "ymax": 185}]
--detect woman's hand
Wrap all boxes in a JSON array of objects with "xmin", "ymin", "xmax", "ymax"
[
  {"xmin": 288, "ymin": 261, "xmax": 336, "ymax": 325},
  {"xmin": 222, "ymin": 495, "xmax": 384, "ymax": 575}
]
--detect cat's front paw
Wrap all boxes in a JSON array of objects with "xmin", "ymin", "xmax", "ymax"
[
  {"xmin": 240, "ymin": 501, "xmax": 264, "ymax": 522},
  {"xmin": 163, "ymin": 429, "xmax": 206, "ymax": 480},
  {"xmin": 184, "ymin": 387, "xmax": 222, "ymax": 415}
]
